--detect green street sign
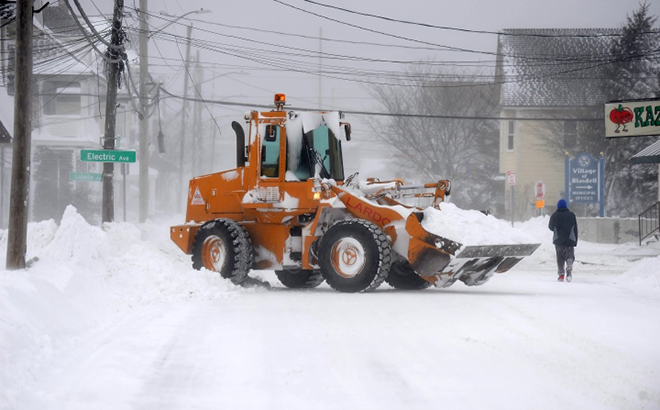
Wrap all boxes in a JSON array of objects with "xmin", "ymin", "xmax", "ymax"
[
  {"xmin": 81, "ymin": 149, "xmax": 136, "ymax": 163},
  {"xmin": 70, "ymin": 172, "xmax": 102, "ymax": 182}
]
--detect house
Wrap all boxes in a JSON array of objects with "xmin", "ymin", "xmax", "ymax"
[
  {"xmin": 495, "ymin": 28, "xmax": 617, "ymax": 219},
  {"xmin": 0, "ymin": 2, "xmax": 153, "ymax": 225}
]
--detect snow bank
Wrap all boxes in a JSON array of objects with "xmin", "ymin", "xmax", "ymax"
[
  {"xmin": 422, "ymin": 202, "xmax": 538, "ymax": 245},
  {"xmin": 617, "ymin": 256, "xmax": 660, "ymax": 291},
  {"xmin": 0, "ymin": 206, "xmax": 263, "ymax": 409}
]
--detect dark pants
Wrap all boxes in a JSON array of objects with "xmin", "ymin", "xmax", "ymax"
[{"xmin": 555, "ymin": 245, "xmax": 575, "ymax": 274}]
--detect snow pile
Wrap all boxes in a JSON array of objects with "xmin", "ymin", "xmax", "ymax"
[
  {"xmin": 422, "ymin": 202, "xmax": 538, "ymax": 245},
  {"xmin": 0, "ymin": 206, "xmax": 262, "ymax": 409},
  {"xmin": 1, "ymin": 207, "xmax": 660, "ymax": 409},
  {"xmin": 617, "ymin": 255, "xmax": 660, "ymax": 291}
]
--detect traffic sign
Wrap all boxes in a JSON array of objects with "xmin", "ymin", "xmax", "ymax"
[
  {"xmin": 81, "ymin": 149, "xmax": 136, "ymax": 163},
  {"xmin": 70, "ymin": 172, "xmax": 102, "ymax": 182},
  {"xmin": 535, "ymin": 181, "xmax": 545, "ymax": 200},
  {"xmin": 507, "ymin": 171, "xmax": 516, "ymax": 186}
]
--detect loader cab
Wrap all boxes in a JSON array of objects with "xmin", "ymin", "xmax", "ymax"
[
  {"xmin": 251, "ymin": 95, "xmax": 347, "ymax": 187},
  {"xmin": 257, "ymin": 121, "xmax": 345, "ymax": 182}
]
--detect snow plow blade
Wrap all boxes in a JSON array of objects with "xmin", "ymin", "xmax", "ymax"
[{"xmin": 405, "ymin": 213, "xmax": 540, "ymax": 288}]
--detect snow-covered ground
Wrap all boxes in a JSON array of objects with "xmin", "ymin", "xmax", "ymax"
[{"xmin": 1, "ymin": 206, "xmax": 659, "ymax": 410}]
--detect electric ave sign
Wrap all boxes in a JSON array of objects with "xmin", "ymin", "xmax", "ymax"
[
  {"xmin": 565, "ymin": 152, "xmax": 604, "ymax": 216},
  {"xmin": 81, "ymin": 149, "xmax": 136, "ymax": 163}
]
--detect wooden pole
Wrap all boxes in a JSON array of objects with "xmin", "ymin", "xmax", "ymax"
[
  {"xmin": 0, "ymin": 145, "xmax": 5, "ymax": 229},
  {"xmin": 102, "ymin": 0, "xmax": 125, "ymax": 223},
  {"xmin": 138, "ymin": 0, "xmax": 149, "ymax": 222},
  {"xmin": 177, "ymin": 24, "xmax": 192, "ymax": 213},
  {"xmin": 6, "ymin": 0, "xmax": 33, "ymax": 270}
]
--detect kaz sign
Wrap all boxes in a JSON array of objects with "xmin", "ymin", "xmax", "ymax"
[
  {"xmin": 565, "ymin": 152, "xmax": 605, "ymax": 217},
  {"xmin": 605, "ymin": 100, "xmax": 660, "ymax": 138}
]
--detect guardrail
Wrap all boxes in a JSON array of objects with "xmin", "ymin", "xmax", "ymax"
[{"xmin": 639, "ymin": 202, "xmax": 660, "ymax": 245}]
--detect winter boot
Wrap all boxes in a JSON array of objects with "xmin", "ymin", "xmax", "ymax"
[
  {"xmin": 557, "ymin": 274, "xmax": 565, "ymax": 282},
  {"xmin": 566, "ymin": 266, "xmax": 572, "ymax": 282}
]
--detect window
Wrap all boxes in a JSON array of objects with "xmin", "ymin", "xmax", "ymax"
[
  {"xmin": 287, "ymin": 125, "xmax": 345, "ymax": 181},
  {"xmin": 564, "ymin": 121, "xmax": 577, "ymax": 150},
  {"xmin": 43, "ymin": 81, "xmax": 81, "ymax": 116},
  {"xmin": 507, "ymin": 120, "xmax": 515, "ymax": 151},
  {"xmin": 261, "ymin": 124, "xmax": 280, "ymax": 177}
]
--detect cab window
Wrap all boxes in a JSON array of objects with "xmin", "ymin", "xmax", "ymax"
[{"xmin": 261, "ymin": 125, "xmax": 280, "ymax": 177}]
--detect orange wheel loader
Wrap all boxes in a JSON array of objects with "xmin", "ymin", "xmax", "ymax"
[{"xmin": 170, "ymin": 94, "xmax": 540, "ymax": 292}]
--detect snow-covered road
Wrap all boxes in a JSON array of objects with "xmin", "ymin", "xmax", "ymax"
[{"xmin": 2, "ymin": 208, "xmax": 659, "ymax": 409}]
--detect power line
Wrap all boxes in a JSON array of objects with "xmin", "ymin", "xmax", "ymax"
[
  {"xmin": 157, "ymin": 85, "xmax": 603, "ymax": 122},
  {"xmin": 296, "ymin": 0, "xmax": 660, "ymax": 38}
]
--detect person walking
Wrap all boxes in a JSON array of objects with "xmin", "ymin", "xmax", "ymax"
[{"xmin": 548, "ymin": 199, "xmax": 578, "ymax": 282}]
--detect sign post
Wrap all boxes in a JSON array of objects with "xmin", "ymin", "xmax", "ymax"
[
  {"xmin": 565, "ymin": 153, "xmax": 605, "ymax": 217},
  {"xmin": 507, "ymin": 171, "xmax": 516, "ymax": 226},
  {"xmin": 535, "ymin": 181, "xmax": 545, "ymax": 211}
]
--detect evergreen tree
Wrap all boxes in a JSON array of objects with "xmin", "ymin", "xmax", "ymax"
[{"xmin": 599, "ymin": 2, "xmax": 659, "ymax": 216}]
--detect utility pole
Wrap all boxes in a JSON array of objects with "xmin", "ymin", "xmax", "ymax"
[
  {"xmin": 192, "ymin": 49, "xmax": 203, "ymax": 176},
  {"xmin": 6, "ymin": 0, "xmax": 33, "ymax": 270},
  {"xmin": 177, "ymin": 24, "xmax": 192, "ymax": 213},
  {"xmin": 210, "ymin": 80, "xmax": 217, "ymax": 173},
  {"xmin": 318, "ymin": 27, "xmax": 322, "ymax": 109},
  {"xmin": 0, "ymin": 145, "xmax": 5, "ymax": 229},
  {"xmin": 102, "ymin": 0, "xmax": 125, "ymax": 223},
  {"xmin": 138, "ymin": 0, "xmax": 149, "ymax": 222}
]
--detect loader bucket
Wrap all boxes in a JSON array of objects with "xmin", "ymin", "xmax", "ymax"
[{"xmin": 404, "ymin": 212, "xmax": 540, "ymax": 288}]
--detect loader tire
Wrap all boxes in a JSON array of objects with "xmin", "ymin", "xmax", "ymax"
[
  {"xmin": 191, "ymin": 219, "xmax": 253, "ymax": 285},
  {"xmin": 385, "ymin": 260, "xmax": 432, "ymax": 290},
  {"xmin": 275, "ymin": 269, "xmax": 324, "ymax": 289},
  {"xmin": 318, "ymin": 220, "xmax": 392, "ymax": 293}
]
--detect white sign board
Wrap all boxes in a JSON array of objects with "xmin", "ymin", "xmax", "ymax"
[
  {"xmin": 535, "ymin": 181, "xmax": 545, "ymax": 200},
  {"xmin": 507, "ymin": 171, "xmax": 516, "ymax": 186},
  {"xmin": 605, "ymin": 100, "xmax": 660, "ymax": 138}
]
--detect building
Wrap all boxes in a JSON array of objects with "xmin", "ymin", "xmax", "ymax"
[
  {"xmin": 495, "ymin": 28, "xmax": 617, "ymax": 219},
  {"xmin": 0, "ymin": 2, "xmax": 153, "ymax": 226}
]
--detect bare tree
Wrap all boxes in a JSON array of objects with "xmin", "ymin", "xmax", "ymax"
[{"xmin": 368, "ymin": 65, "xmax": 501, "ymax": 212}]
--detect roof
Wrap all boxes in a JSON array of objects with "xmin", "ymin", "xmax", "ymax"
[
  {"xmin": 631, "ymin": 140, "xmax": 660, "ymax": 164},
  {"xmin": 42, "ymin": 3, "xmax": 78, "ymax": 37},
  {"xmin": 0, "ymin": 120, "xmax": 10, "ymax": 144},
  {"xmin": 497, "ymin": 28, "xmax": 619, "ymax": 108}
]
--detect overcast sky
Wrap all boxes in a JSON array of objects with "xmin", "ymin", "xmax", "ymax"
[
  {"xmin": 74, "ymin": 0, "xmax": 660, "ymax": 167},
  {"xmin": 77, "ymin": 0, "xmax": 659, "ymax": 106}
]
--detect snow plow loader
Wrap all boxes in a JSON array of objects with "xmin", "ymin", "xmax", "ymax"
[{"xmin": 170, "ymin": 94, "xmax": 540, "ymax": 292}]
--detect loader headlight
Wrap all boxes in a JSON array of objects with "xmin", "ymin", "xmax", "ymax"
[{"xmin": 313, "ymin": 192, "xmax": 321, "ymax": 200}]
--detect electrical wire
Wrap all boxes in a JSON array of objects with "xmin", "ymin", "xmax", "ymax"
[
  {"xmin": 295, "ymin": 0, "xmax": 660, "ymax": 38},
  {"xmin": 157, "ymin": 85, "xmax": 604, "ymax": 122}
]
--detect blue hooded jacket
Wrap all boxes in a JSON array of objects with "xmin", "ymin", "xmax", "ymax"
[{"xmin": 548, "ymin": 201, "xmax": 578, "ymax": 246}]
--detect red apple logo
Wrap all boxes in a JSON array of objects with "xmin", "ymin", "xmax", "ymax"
[{"xmin": 609, "ymin": 104, "xmax": 633, "ymax": 133}]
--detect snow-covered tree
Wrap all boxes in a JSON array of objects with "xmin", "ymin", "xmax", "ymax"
[{"xmin": 598, "ymin": 2, "xmax": 659, "ymax": 216}]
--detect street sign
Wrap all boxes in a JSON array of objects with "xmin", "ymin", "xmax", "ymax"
[
  {"xmin": 81, "ymin": 149, "xmax": 136, "ymax": 163},
  {"xmin": 536, "ymin": 200, "xmax": 545, "ymax": 209},
  {"xmin": 535, "ymin": 181, "xmax": 545, "ymax": 201},
  {"xmin": 70, "ymin": 172, "xmax": 102, "ymax": 182},
  {"xmin": 565, "ymin": 152, "xmax": 605, "ymax": 216},
  {"xmin": 507, "ymin": 171, "xmax": 516, "ymax": 186}
]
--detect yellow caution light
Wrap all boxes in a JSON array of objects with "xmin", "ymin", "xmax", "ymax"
[
  {"xmin": 274, "ymin": 94, "xmax": 286, "ymax": 105},
  {"xmin": 313, "ymin": 192, "xmax": 321, "ymax": 200}
]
